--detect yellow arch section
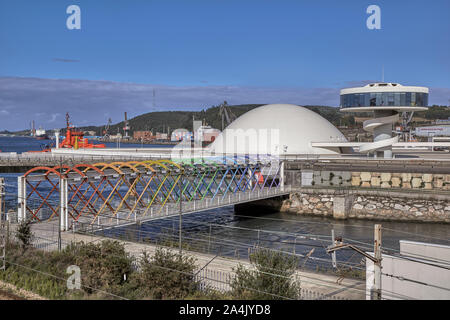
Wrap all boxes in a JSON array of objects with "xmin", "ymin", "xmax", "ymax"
[{"xmin": 92, "ymin": 162, "xmax": 124, "ymax": 174}]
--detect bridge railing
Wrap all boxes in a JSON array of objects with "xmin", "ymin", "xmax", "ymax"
[{"xmin": 18, "ymin": 159, "xmax": 287, "ymax": 230}]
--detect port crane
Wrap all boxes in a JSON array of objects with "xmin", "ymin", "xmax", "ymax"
[
  {"xmin": 218, "ymin": 101, "xmax": 236, "ymax": 131},
  {"xmin": 103, "ymin": 118, "xmax": 112, "ymax": 140},
  {"xmin": 123, "ymin": 112, "xmax": 130, "ymax": 139}
]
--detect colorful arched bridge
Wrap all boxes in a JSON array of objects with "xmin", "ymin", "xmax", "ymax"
[{"xmin": 17, "ymin": 156, "xmax": 291, "ymax": 231}]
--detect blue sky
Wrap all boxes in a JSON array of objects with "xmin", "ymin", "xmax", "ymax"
[{"xmin": 0, "ymin": 0, "xmax": 449, "ymax": 130}]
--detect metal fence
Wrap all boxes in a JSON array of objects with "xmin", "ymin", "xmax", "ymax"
[{"xmin": 3, "ymin": 222, "xmax": 350, "ymax": 300}]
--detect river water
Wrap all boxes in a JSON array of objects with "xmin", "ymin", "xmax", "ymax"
[
  {"xmin": 1, "ymin": 136, "xmax": 449, "ymax": 271},
  {"xmin": 0, "ymin": 135, "xmax": 169, "ymax": 153}
]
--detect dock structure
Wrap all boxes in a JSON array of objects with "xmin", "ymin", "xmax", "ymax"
[{"xmin": 16, "ymin": 155, "xmax": 289, "ymax": 231}]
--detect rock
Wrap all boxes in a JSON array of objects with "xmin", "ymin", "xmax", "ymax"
[
  {"xmin": 309, "ymin": 197, "xmax": 320, "ymax": 203},
  {"xmin": 422, "ymin": 174, "xmax": 433, "ymax": 183},
  {"xmin": 371, "ymin": 177, "xmax": 381, "ymax": 187},
  {"xmin": 365, "ymin": 204, "xmax": 377, "ymax": 210},
  {"xmin": 391, "ymin": 177, "xmax": 401, "ymax": 187},
  {"xmin": 381, "ymin": 182, "xmax": 391, "ymax": 188},
  {"xmin": 360, "ymin": 172, "xmax": 371, "ymax": 182},
  {"xmin": 302, "ymin": 199, "xmax": 309, "ymax": 205},
  {"xmin": 411, "ymin": 178, "xmax": 422, "ymax": 188},
  {"xmin": 424, "ymin": 183, "xmax": 432, "ymax": 190},
  {"xmin": 381, "ymin": 173, "xmax": 392, "ymax": 182},
  {"xmin": 320, "ymin": 171, "xmax": 331, "ymax": 181},
  {"xmin": 331, "ymin": 176, "xmax": 341, "ymax": 185},
  {"xmin": 321, "ymin": 198, "xmax": 330, "ymax": 202},
  {"xmin": 394, "ymin": 204, "xmax": 403, "ymax": 210},
  {"xmin": 402, "ymin": 182, "xmax": 411, "ymax": 189},
  {"xmin": 341, "ymin": 172, "xmax": 352, "ymax": 181},
  {"xmin": 351, "ymin": 176, "xmax": 361, "ymax": 186},
  {"xmin": 361, "ymin": 182, "xmax": 371, "ymax": 188},
  {"xmin": 401, "ymin": 173, "xmax": 412, "ymax": 182},
  {"xmin": 353, "ymin": 204, "xmax": 364, "ymax": 210},
  {"xmin": 433, "ymin": 180, "xmax": 443, "ymax": 188},
  {"xmin": 357, "ymin": 197, "xmax": 363, "ymax": 202}
]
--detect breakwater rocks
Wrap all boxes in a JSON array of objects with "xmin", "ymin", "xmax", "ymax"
[{"xmin": 280, "ymin": 190, "xmax": 450, "ymax": 223}]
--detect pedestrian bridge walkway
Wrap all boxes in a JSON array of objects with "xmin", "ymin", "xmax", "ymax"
[{"xmin": 16, "ymin": 155, "xmax": 291, "ymax": 231}]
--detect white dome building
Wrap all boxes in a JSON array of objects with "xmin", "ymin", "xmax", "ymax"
[{"xmin": 209, "ymin": 104, "xmax": 348, "ymax": 155}]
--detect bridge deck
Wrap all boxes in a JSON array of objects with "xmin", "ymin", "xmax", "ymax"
[{"xmin": 73, "ymin": 186, "xmax": 294, "ymax": 232}]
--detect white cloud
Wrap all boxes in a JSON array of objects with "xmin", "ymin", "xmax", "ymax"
[{"xmin": 0, "ymin": 76, "xmax": 448, "ymax": 131}]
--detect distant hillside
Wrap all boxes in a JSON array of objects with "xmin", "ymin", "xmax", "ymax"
[
  {"xmin": 9, "ymin": 104, "xmax": 450, "ymax": 136},
  {"xmin": 77, "ymin": 104, "xmax": 357, "ymax": 136}
]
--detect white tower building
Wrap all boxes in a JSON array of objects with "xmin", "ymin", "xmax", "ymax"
[{"xmin": 340, "ymin": 83, "xmax": 429, "ymax": 158}]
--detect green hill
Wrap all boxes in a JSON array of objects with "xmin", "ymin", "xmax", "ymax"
[
  {"xmin": 79, "ymin": 103, "xmax": 356, "ymax": 136},
  {"xmin": 10, "ymin": 103, "xmax": 450, "ymax": 136}
]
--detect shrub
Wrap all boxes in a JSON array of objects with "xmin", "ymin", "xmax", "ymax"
[
  {"xmin": 231, "ymin": 248, "xmax": 301, "ymax": 300},
  {"xmin": 63, "ymin": 240, "xmax": 134, "ymax": 295},
  {"xmin": 16, "ymin": 218, "xmax": 34, "ymax": 250},
  {"xmin": 135, "ymin": 247, "xmax": 198, "ymax": 299}
]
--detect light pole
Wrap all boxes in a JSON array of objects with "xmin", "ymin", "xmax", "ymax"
[{"xmin": 178, "ymin": 170, "xmax": 183, "ymax": 255}]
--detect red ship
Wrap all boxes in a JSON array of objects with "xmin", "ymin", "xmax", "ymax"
[
  {"xmin": 60, "ymin": 113, "xmax": 106, "ymax": 149},
  {"xmin": 29, "ymin": 113, "xmax": 105, "ymax": 152}
]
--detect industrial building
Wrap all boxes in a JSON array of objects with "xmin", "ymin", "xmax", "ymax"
[
  {"xmin": 414, "ymin": 125, "xmax": 450, "ymax": 138},
  {"xmin": 171, "ymin": 128, "xmax": 192, "ymax": 142}
]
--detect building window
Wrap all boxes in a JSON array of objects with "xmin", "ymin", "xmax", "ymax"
[
  {"xmin": 341, "ymin": 92, "xmax": 428, "ymax": 108},
  {"xmin": 388, "ymin": 93, "xmax": 395, "ymax": 106}
]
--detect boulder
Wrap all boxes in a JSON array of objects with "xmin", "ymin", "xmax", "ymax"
[
  {"xmin": 381, "ymin": 182, "xmax": 391, "ymax": 188},
  {"xmin": 391, "ymin": 177, "xmax": 401, "ymax": 187},
  {"xmin": 351, "ymin": 176, "xmax": 361, "ymax": 186},
  {"xmin": 411, "ymin": 178, "xmax": 422, "ymax": 188},
  {"xmin": 424, "ymin": 183, "xmax": 433, "ymax": 190},
  {"xmin": 401, "ymin": 173, "xmax": 412, "ymax": 182},
  {"xmin": 371, "ymin": 177, "xmax": 381, "ymax": 187},
  {"xmin": 360, "ymin": 172, "xmax": 371, "ymax": 182}
]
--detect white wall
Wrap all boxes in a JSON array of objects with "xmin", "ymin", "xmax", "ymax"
[{"xmin": 366, "ymin": 241, "xmax": 450, "ymax": 300}]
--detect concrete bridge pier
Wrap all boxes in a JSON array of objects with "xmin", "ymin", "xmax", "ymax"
[{"xmin": 332, "ymin": 195, "xmax": 354, "ymax": 220}]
